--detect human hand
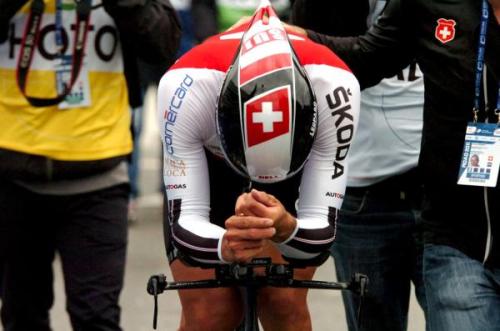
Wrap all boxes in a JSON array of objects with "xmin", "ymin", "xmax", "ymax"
[
  {"xmin": 226, "ymin": 7, "xmax": 278, "ymax": 31},
  {"xmin": 227, "ymin": 16, "xmax": 252, "ymax": 31},
  {"xmin": 489, "ymin": 0, "xmax": 500, "ymax": 24},
  {"xmin": 226, "ymin": 16, "xmax": 307, "ymax": 37},
  {"xmin": 221, "ymin": 215, "xmax": 275, "ymax": 263},
  {"xmin": 283, "ymin": 23, "xmax": 307, "ymax": 37},
  {"xmin": 235, "ymin": 189, "xmax": 297, "ymax": 243}
]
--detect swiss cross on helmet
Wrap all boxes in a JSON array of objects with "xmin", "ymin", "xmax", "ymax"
[{"xmin": 216, "ymin": 0, "xmax": 317, "ymax": 184}]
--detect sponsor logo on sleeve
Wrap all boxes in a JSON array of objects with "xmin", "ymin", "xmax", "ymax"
[
  {"xmin": 325, "ymin": 192, "xmax": 344, "ymax": 199},
  {"xmin": 164, "ymin": 157, "xmax": 187, "ymax": 176},
  {"xmin": 166, "ymin": 183, "xmax": 187, "ymax": 190},
  {"xmin": 163, "ymin": 74, "xmax": 194, "ymax": 155},
  {"xmin": 325, "ymin": 87, "xmax": 354, "ymax": 180}
]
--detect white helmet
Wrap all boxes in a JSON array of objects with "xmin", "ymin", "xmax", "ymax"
[{"xmin": 216, "ymin": 0, "xmax": 317, "ymax": 183}]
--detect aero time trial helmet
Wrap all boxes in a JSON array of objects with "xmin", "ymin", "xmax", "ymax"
[{"xmin": 216, "ymin": 0, "xmax": 317, "ymax": 184}]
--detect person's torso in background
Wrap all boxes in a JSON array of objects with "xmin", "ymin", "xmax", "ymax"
[
  {"xmin": 347, "ymin": 0, "xmax": 424, "ymax": 187},
  {"xmin": 216, "ymin": 0, "xmax": 290, "ymax": 31},
  {"xmin": 171, "ymin": 0, "xmax": 196, "ymax": 55},
  {"xmin": 0, "ymin": 0, "xmax": 131, "ymax": 161}
]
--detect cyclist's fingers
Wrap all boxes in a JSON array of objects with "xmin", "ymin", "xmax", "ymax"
[
  {"xmin": 236, "ymin": 193, "xmax": 272, "ymax": 216},
  {"xmin": 225, "ymin": 215, "xmax": 274, "ymax": 229},
  {"xmin": 250, "ymin": 189, "xmax": 279, "ymax": 207},
  {"xmin": 225, "ymin": 227, "xmax": 276, "ymax": 241},
  {"xmin": 233, "ymin": 247, "xmax": 265, "ymax": 263},
  {"xmin": 221, "ymin": 238, "xmax": 266, "ymax": 263},
  {"xmin": 235, "ymin": 192, "xmax": 259, "ymax": 215},
  {"xmin": 235, "ymin": 201, "xmax": 267, "ymax": 217},
  {"xmin": 226, "ymin": 228, "xmax": 276, "ymax": 240},
  {"xmin": 228, "ymin": 239, "xmax": 265, "ymax": 251}
]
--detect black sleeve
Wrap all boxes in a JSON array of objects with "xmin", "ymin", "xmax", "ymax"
[
  {"xmin": 305, "ymin": 0, "xmax": 414, "ymax": 89},
  {"xmin": 0, "ymin": 0, "xmax": 29, "ymax": 43},
  {"xmin": 102, "ymin": 0, "xmax": 182, "ymax": 64},
  {"xmin": 487, "ymin": 17, "xmax": 500, "ymax": 81},
  {"xmin": 190, "ymin": 0, "xmax": 218, "ymax": 42},
  {"xmin": 289, "ymin": 0, "xmax": 369, "ymax": 36}
]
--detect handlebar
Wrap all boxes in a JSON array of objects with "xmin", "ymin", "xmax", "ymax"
[
  {"xmin": 146, "ymin": 258, "xmax": 368, "ymax": 329},
  {"xmin": 148, "ymin": 257, "xmax": 367, "ymax": 293}
]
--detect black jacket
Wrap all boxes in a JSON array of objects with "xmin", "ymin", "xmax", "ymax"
[
  {"xmin": 306, "ymin": 0, "xmax": 500, "ymax": 268},
  {"xmin": 290, "ymin": 0, "xmax": 369, "ymax": 37},
  {"xmin": 103, "ymin": 0, "xmax": 181, "ymax": 107}
]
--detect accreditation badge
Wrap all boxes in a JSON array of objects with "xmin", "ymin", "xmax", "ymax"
[
  {"xmin": 458, "ymin": 122, "xmax": 500, "ymax": 187},
  {"xmin": 56, "ymin": 59, "xmax": 92, "ymax": 110}
]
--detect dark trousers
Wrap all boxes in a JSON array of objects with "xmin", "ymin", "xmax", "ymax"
[
  {"xmin": 424, "ymin": 245, "xmax": 500, "ymax": 331},
  {"xmin": 332, "ymin": 181, "xmax": 427, "ymax": 331},
  {"xmin": 0, "ymin": 180, "xmax": 128, "ymax": 331}
]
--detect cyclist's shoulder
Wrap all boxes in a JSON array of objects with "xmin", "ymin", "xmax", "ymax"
[
  {"xmin": 170, "ymin": 31, "xmax": 241, "ymax": 73},
  {"xmin": 289, "ymin": 34, "xmax": 351, "ymax": 73}
]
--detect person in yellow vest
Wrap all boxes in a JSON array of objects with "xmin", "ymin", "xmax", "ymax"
[{"xmin": 0, "ymin": 1, "xmax": 180, "ymax": 330}]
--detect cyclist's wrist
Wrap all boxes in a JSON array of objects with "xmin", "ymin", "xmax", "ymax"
[
  {"xmin": 272, "ymin": 213, "xmax": 297, "ymax": 243},
  {"xmin": 218, "ymin": 230, "xmax": 232, "ymax": 263}
]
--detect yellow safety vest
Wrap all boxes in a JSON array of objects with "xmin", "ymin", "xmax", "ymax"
[{"xmin": 0, "ymin": 0, "xmax": 132, "ymax": 161}]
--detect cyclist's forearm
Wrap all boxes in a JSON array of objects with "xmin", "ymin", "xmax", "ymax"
[{"xmin": 276, "ymin": 216, "xmax": 336, "ymax": 263}]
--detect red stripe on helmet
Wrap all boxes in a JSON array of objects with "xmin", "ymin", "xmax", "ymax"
[{"xmin": 240, "ymin": 53, "xmax": 292, "ymax": 85}]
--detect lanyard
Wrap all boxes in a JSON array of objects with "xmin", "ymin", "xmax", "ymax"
[
  {"xmin": 16, "ymin": 0, "xmax": 92, "ymax": 107},
  {"xmin": 473, "ymin": 0, "xmax": 500, "ymax": 123},
  {"xmin": 55, "ymin": 0, "xmax": 64, "ymax": 55},
  {"xmin": 55, "ymin": 0, "xmax": 68, "ymax": 95}
]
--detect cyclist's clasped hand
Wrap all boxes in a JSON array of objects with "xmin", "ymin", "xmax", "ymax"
[
  {"xmin": 236, "ymin": 189, "xmax": 297, "ymax": 243},
  {"xmin": 222, "ymin": 215, "xmax": 275, "ymax": 263},
  {"xmin": 222, "ymin": 189, "xmax": 298, "ymax": 263}
]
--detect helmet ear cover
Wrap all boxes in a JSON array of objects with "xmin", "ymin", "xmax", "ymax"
[{"xmin": 216, "ymin": 2, "xmax": 317, "ymax": 184}]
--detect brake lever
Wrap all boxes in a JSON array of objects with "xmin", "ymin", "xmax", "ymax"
[{"xmin": 147, "ymin": 274, "xmax": 167, "ymax": 330}]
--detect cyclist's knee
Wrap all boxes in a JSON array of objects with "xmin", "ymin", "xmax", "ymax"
[
  {"xmin": 258, "ymin": 288, "xmax": 311, "ymax": 331},
  {"xmin": 179, "ymin": 307, "xmax": 242, "ymax": 331},
  {"xmin": 178, "ymin": 289, "xmax": 242, "ymax": 331},
  {"xmin": 259, "ymin": 288, "xmax": 309, "ymax": 319}
]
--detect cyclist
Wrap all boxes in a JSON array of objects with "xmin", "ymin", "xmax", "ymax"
[{"xmin": 158, "ymin": 1, "xmax": 360, "ymax": 330}]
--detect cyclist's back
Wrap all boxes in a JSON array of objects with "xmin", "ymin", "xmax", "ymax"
[{"xmin": 161, "ymin": 19, "xmax": 359, "ymax": 261}]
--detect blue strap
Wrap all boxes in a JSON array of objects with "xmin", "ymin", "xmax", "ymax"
[{"xmin": 473, "ymin": 0, "xmax": 500, "ymax": 121}]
